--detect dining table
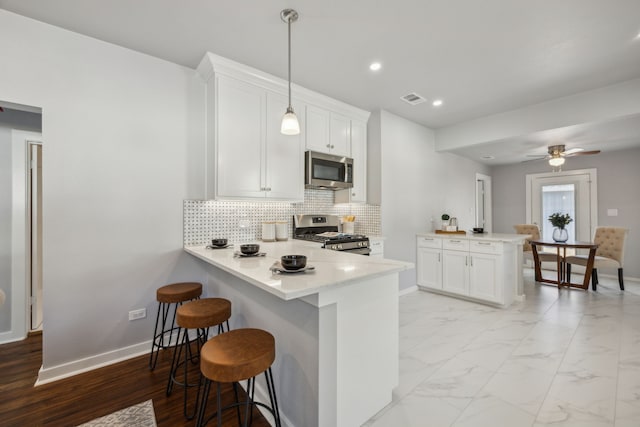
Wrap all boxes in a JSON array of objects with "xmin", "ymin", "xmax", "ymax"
[{"xmin": 529, "ymin": 239, "xmax": 599, "ymax": 290}]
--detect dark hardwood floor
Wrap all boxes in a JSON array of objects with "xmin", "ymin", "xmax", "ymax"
[{"xmin": 0, "ymin": 333, "xmax": 270, "ymax": 426}]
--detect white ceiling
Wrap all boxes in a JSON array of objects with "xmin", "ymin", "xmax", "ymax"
[{"xmin": 2, "ymin": 0, "xmax": 640, "ymax": 164}]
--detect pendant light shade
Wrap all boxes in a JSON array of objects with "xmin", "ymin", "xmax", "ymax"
[{"xmin": 281, "ymin": 9, "xmax": 300, "ymax": 136}]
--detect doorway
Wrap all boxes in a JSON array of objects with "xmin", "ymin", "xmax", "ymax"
[
  {"xmin": 526, "ymin": 168, "xmax": 598, "ymax": 257},
  {"xmin": 0, "ymin": 103, "xmax": 42, "ymax": 344}
]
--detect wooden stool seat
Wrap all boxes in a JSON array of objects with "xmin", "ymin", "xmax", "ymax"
[
  {"xmin": 197, "ymin": 328, "xmax": 281, "ymax": 427},
  {"xmin": 177, "ymin": 298, "xmax": 232, "ymax": 330},
  {"xmin": 149, "ymin": 282, "xmax": 203, "ymax": 370},
  {"xmin": 157, "ymin": 282, "xmax": 202, "ymax": 303},
  {"xmin": 200, "ymin": 328, "xmax": 275, "ymax": 383}
]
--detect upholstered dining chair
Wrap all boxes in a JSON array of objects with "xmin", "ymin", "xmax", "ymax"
[
  {"xmin": 513, "ymin": 224, "xmax": 563, "ymax": 264},
  {"xmin": 566, "ymin": 226, "xmax": 628, "ymax": 291}
]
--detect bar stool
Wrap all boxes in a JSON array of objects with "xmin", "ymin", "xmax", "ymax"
[
  {"xmin": 149, "ymin": 282, "xmax": 202, "ymax": 370},
  {"xmin": 196, "ymin": 328, "xmax": 281, "ymax": 427},
  {"xmin": 167, "ymin": 298, "xmax": 232, "ymax": 420}
]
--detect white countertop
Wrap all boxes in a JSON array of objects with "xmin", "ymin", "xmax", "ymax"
[
  {"xmin": 417, "ymin": 232, "xmax": 529, "ymax": 244},
  {"xmin": 185, "ymin": 241, "xmax": 413, "ymax": 301}
]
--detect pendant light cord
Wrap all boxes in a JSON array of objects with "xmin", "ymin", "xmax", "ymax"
[{"xmin": 287, "ymin": 15, "xmax": 292, "ymax": 109}]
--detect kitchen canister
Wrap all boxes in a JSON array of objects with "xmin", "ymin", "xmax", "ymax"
[
  {"xmin": 275, "ymin": 221, "xmax": 289, "ymax": 241},
  {"xmin": 262, "ymin": 221, "xmax": 276, "ymax": 242}
]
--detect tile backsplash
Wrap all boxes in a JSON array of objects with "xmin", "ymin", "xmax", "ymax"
[{"xmin": 183, "ymin": 189, "xmax": 381, "ymax": 246}]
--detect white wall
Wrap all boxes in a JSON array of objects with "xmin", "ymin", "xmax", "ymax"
[
  {"xmin": 369, "ymin": 110, "xmax": 490, "ymax": 291},
  {"xmin": 491, "ymin": 147, "xmax": 640, "ymax": 279},
  {"xmin": 0, "ymin": 10, "xmax": 207, "ymax": 376}
]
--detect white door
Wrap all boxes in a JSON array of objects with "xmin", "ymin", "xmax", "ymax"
[
  {"xmin": 265, "ymin": 92, "xmax": 304, "ymax": 200},
  {"xmin": 442, "ymin": 250, "xmax": 469, "ymax": 296},
  {"xmin": 469, "ymin": 253, "xmax": 502, "ymax": 304},
  {"xmin": 216, "ymin": 76, "xmax": 265, "ymax": 198},
  {"xmin": 527, "ymin": 169, "xmax": 597, "ymax": 244},
  {"xmin": 417, "ymin": 247, "xmax": 442, "ymax": 290}
]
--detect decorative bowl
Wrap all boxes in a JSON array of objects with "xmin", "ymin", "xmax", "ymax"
[
  {"xmin": 211, "ymin": 238, "xmax": 228, "ymax": 247},
  {"xmin": 280, "ymin": 254, "xmax": 307, "ymax": 270},
  {"xmin": 240, "ymin": 244, "xmax": 260, "ymax": 255}
]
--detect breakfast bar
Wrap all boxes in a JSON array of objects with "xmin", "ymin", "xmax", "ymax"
[{"xmin": 185, "ymin": 242, "xmax": 413, "ymax": 427}]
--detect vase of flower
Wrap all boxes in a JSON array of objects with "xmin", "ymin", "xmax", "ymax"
[{"xmin": 548, "ymin": 212, "xmax": 573, "ymax": 242}]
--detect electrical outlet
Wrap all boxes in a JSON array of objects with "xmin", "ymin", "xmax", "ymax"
[{"xmin": 128, "ymin": 308, "xmax": 146, "ymax": 321}]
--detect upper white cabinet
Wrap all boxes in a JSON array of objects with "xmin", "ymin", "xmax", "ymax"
[
  {"xmin": 197, "ymin": 52, "xmax": 369, "ymax": 201},
  {"xmin": 214, "ymin": 76, "xmax": 303, "ymax": 200},
  {"xmin": 306, "ymin": 106, "xmax": 350, "ymax": 157},
  {"xmin": 334, "ymin": 119, "xmax": 368, "ymax": 204}
]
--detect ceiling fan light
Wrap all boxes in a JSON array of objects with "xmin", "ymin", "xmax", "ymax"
[
  {"xmin": 549, "ymin": 157, "xmax": 565, "ymax": 167},
  {"xmin": 281, "ymin": 107, "xmax": 300, "ymax": 135}
]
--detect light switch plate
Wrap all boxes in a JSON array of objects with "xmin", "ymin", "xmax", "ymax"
[{"xmin": 607, "ymin": 209, "xmax": 618, "ymax": 217}]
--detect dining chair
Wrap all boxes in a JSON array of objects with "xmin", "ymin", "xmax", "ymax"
[
  {"xmin": 565, "ymin": 227, "xmax": 628, "ymax": 291},
  {"xmin": 513, "ymin": 224, "xmax": 563, "ymax": 264}
]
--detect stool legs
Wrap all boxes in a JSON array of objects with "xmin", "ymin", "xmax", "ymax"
[
  {"xmin": 167, "ymin": 322, "xmax": 228, "ymax": 420},
  {"xmin": 149, "ymin": 301, "xmax": 179, "ymax": 370},
  {"xmin": 196, "ymin": 368, "xmax": 281, "ymax": 427}
]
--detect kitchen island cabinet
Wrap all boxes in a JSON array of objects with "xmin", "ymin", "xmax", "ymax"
[
  {"xmin": 416, "ymin": 233, "xmax": 528, "ymax": 307},
  {"xmin": 185, "ymin": 242, "xmax": 412, "ymax": 427}
]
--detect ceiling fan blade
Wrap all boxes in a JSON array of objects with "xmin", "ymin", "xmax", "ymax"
[
  {"xmin": 521, "ymin": 157, "xmax": 546, "ymax": 163},
  {"xmin": 566, "ymin": 150, "xmax": 601, "ymax": 156},
  {"xmin": 525, "ymin": 154, "xmax": 548, "ymax": 158},
  {"xmin": 563, "ymin": 148, "xmax": 584, "ymax": 155}
]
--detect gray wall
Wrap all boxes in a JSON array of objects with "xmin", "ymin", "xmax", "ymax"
[
  {"xmin": 491, "ymin": 147, "xmax": 640, "ymax": 279},
  {"xmin": 0, "ymin": 108, "xmax": 42, "ymax": 333},
  {"xmin": 369, "ymin": 110, "xmax": 491, "ymax": 292}
]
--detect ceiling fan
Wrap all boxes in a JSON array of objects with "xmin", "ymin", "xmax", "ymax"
[{"xmin": 526, "ymin": 144, "xmax": 600, "ymax": 167}]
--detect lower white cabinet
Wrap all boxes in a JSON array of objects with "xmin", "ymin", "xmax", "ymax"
[
  {"xmin": 417, "ymin": 236, "xmax": 443, "ymax": 290},
  {"xmin": 417, "ymin": 235, "xmax": 514, "ymax": 307}
]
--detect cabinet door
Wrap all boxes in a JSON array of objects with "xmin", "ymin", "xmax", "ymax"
[
  {"xmin": 469, "ymin": 252, "xmax": 503, "ymax": 304},
  {"xmin": 216, "ymin": 76, "xmax": 265, "ymax": 198},
  {"xmin": 265, "ymin": 92, "xmax": 304, "ymax": 200},
  {"xmin": 442, "ymin": 250, "xmax": 469, "ymax": 296},
  {"xmin": 329, "ymin": 112, "xmax": 351, "ymax": 157},
  {"xmin": 305, "ymin": 105, "xmax": 331, "ymax": 153},
  {"xmin": 350, "ymin": 120, "xmax": 367, "ymax": 202},
  {"xmin": 417, "ymin": 247, "xmax": 442, "ymax": 290}
]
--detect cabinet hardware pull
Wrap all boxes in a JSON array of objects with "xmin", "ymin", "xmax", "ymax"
[
  {"xmin": 470, "ymin": 256, "xmax": 473, "ymax": 266},
  {"xmin": 465, "ymin": 256, "xmax": 468, "ymax": 266},
  {"xmin": 438, "ymin": 253, "xmax": 441, "ymax": 262},
  {"xmin": 352, "ymin": 193, "xmax": 356, "ymax": 196},
  {"xmin": 478, "ymin": 242, "xmax": 491, "ymax": 245},
  {"xmin": 331, "ymin": 144, "xmax": 334, "ymax": 148},
  {"xmin": 326, "ymin": 144, "xmax": 331, "ymax": 148},
  {"xmin": 451, "ymin": 240, "xmax": 461, "ymax": 243}
]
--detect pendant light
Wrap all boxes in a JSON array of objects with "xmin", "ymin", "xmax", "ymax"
[{"xmin": 280, "ymin": 9, "xmax": 300, "ymax": 135}]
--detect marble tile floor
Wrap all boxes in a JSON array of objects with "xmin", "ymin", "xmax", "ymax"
[{"xmin": 364, "ymin": 269, "xmax": 640, "ymax": 427}]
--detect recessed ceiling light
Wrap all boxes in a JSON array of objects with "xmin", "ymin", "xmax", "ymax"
[
  {"xmin": 369, "ymin": 62, "xmax": 382, "ymax": 71},
  {"xmin": 481, "ymin": 155, "xmax": 495, "ymax": 160},
  {"xmin": 432, "ymin": 99, "xmax": 443, "ymax": 107}
]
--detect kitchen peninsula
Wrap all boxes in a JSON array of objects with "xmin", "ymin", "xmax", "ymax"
[{"xmin": 185, "ymin": 241, "xmax": 412, "ymax": 427}]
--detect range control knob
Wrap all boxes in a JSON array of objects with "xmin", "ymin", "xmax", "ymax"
[{"xmin": 337, "ymin": 244, "xmax": 343, "ymax": 250}]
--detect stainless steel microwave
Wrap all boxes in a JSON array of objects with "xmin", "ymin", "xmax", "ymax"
[{"xmin": 305, "ymin": 150, "xmax": 353, "ymax": 190}]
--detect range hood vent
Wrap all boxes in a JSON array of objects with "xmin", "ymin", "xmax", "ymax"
[{"xmin": 400, "ymin": 92, "xmax": 426, "ymax": 105}]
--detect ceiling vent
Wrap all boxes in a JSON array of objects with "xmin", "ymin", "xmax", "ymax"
[{"xmin": 400, "ymin": 92, "xmax": 427, "ymax": 106}]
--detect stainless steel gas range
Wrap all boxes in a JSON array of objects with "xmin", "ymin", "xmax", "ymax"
[{"xmin": 293, "ymin": 214, "xmax": 370, "ymax": 255}]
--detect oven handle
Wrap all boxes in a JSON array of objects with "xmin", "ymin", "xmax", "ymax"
[{"xmin": 343, "ymin": 247, "xmax": 371, "ymax": 256}]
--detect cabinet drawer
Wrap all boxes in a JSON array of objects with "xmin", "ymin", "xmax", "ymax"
[
  {"xmin": 443, "ymin": 238, "xmax": 470, "ymax": 251},
  {"xmin": 417, "ymin": 236, "xmax": 442, "ymax": 249},
  {"xmin": 470, "ymin": 240, "xmax": 503, "ymax": 254}
]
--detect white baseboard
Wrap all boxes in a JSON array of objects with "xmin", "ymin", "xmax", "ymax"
[
  {"xmin": 399, "ymin": 285, "xmax": 418, "ymax": 296},
  {"xmin": 35, "ymin": 340, "xmax": 152, "ymax": 386}
]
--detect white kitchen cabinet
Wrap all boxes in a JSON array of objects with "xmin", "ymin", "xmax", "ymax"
[
  {"xmin": 335, "ymin": 119, "xmax": 367, "ymax": 204},
  {"xmin": 415, "ymin": 234, "xmax": 516, "ymax": 307},
  {"xmin": 417, "ymin": 236, "xmax": 442, "ymax": 290},
  {"xmin": 305, "ymin": 105, "xmax": 351, "ymax": 157},
  {"xmin": 197, "ymin": 52, "xmax": 369, "ymax": 201},
  {"xmin": 208, "ymin": 75, "xmax": 303, "ymax": 200},
  {"xmin": 369, "ymin": 237, "xmax": 384, "ymax": 258}
]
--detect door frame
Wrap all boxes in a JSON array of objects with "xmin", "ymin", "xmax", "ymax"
[
  {"xmin": 525, "ymin": 168, "xmax": 598, "ymax": 238},
  {"xmin": 0, "ymin": 130, "xmax": 42, "ymax": 344},
  {"xmin": 475, "ymin": 173, "xmax": 492, "ymax": 233}
]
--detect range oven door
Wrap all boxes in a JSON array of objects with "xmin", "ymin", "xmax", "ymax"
[{"xmin": 341, "ymin": 247, "xmax": 371, "ymax": 256}]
